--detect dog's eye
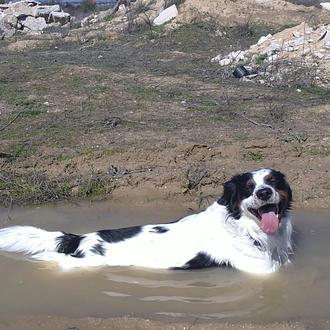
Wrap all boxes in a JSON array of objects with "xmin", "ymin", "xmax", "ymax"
[
  {"xmin": 246, "ymin": 181, "xmax": 255, "ymax": 190},
  {"xmin": 266, "ymin": 177, "xmax": 277, "ymax": 186}
]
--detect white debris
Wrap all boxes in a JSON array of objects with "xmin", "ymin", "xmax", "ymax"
[
  {"xmin": 211, "ymin": 22, "xmax": 330, "ymax": 86},
  {"xmin": 219, "ymin": 58, "xmax": 232, "ymax": 66},
  {"xmin": 0, "ymin": 0, "xmax": 70, "ymax": 38},
  {"xmin": 257, "ymin": 34, "xmax": 272, "ymax": 45},
  {"xmin": 153, "ymin": 4, "xmax": 178, "ymax": 26},
  {"xmin": 320, "ymin": 2, "xmax": 330, "ymax": 10},
  {"xmin": 211, "ymin": 50, "xmax": 246, "ymax": 66}
]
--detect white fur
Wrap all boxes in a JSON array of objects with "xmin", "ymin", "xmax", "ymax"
[{"xmin": 0, "ymin": 169, "xmax": 293, "ymax": 275}]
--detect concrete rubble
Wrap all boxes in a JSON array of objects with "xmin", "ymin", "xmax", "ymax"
[
  {"xmin": 0, "ymin": 0, "xmax": 71, "ymax": 39},
  {"xmin": 153, "ymin": 4, "xmax": 178, "ymax": 26},
  {"xmin": 211, "ymin": 22, "xmax": 330, "ymax": 86}
]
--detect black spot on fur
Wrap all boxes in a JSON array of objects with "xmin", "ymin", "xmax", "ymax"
[
  {"xmin": 218, "ymin": 172, "xmax": 254, "ymax": 219},
  {"xmin": 91, "ymin": 243, "xmax": 106, "ymax": 256},
  {"xmin": 71, "ymin": 250, "xmax": 85, "ymax": 258},
  {"xmin": 98, "ymin": 226, "xmax": 142, "ymax": 243},
  {"xmin": 56, "ymin": 233, "xmax": 82, "ymax": 255},
  {"xmin": 150, "ymin": 226, "xmax": 169, "ymax": 234},
  {"xmin": 174, "ymin": 252, "xmax": 220, "ymax": 270}
]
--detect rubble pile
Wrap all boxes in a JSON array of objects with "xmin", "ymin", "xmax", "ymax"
[
  {"xmin": 0, "ymin": 0, "xmax": 71, "ymax": 38},
  {"xmin": 212, "ymin": 23, "xmax": 330, "ymax": 86}
]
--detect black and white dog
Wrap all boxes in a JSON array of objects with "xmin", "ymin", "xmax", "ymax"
[{"xmin": 0, "ymin": 168, "xmax": 293, "ymax": 274}]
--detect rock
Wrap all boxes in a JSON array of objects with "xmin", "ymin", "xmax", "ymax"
[
  {"xmin": 81, "ymin": 16, "xmax": 90, "ymax": 28},
  {"xmin": 0, "ymin": 0, "xmax": 70, "ymax": 38},
  {"xmin": 20, "ymin": 16, "xmax": 47, "ymax": 32},
  {"xmin": 2, "ymin": 1, "xmax": 38, "ymax": 18},
  {"xmin": 49, "ymin": 11, "xmax": 70, "ymax": 25},
  {"xmin": 324, "ymin": 31, "xmax": 330, "ymax": 49},
  {"xmin": 257, "ymin": 34, "xmax": 272, "ymax": 46},
  {"xmin": 320, "ymin": 2, "xmax": 330, "ymax": 10},
  {"xmin": 211, "ymin": 54, "xmax": 222, "ymax": 63},
  {"xmin": 33, "ymin": 5, "xmax": 61, "ymax": 19},
  {"xmin": 314, "ymin": 51, "xmax": 325, "ymax": 59},
  {"xmin": 0, "ymin": 14, "xmax": 18, "ymax": 38},
  {"xmin": 291, "ymin": 36, "xmax": 306, "ymax": 46},
  {"xmin": 153, "ymin": 4, "xmax": 178, "ymax": 26},
  {"xmin": 219, "ymin": 58, "xmax": 232, "ymax": 66}
]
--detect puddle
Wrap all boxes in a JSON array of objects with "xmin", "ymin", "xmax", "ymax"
[{"xmin": 0, "ymin": 201, "xmax": 329, "ymax": 324}]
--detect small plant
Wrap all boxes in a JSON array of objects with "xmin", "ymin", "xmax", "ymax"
[
  {"xmin": 255, "ymin": 53, "xmax": 267, "ymax": 65},
  {"xmin": 244, "ymin": 150, "xmax": 264, "ymax": 161}
]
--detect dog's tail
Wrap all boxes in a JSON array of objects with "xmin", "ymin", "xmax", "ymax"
[{"xmin": 0, "ymin": 225, "xmax": 78, "ymax": 256}]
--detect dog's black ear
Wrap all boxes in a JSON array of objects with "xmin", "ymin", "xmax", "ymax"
[
  {"xmin": 273, "ymin": 170, "xmax": 293, "ymax": 212},
  {"xmin": 218, "ymin": 178, "xmax": 241, "ymax": 219}
]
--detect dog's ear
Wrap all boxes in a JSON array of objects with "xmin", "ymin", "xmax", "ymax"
[
  {"xmin": 218, "ymin": 177, "xmax": 241, "ymax": 219},
  {"xmin": 273, "ymin": 170, "xmax": 293, "ymax": 212}
]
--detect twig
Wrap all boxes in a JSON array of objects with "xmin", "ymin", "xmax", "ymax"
[
  {"xmin": 236, "ymin": 112, "xmax": 273, "ymax": 129},
  {"xmin": 0, "ymin": 112, "xmax": 22, "ymax": 132}
]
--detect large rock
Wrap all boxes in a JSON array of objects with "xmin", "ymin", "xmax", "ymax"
[
  {"xmin": 49, "ymin": 11, "xmax": 70, "ymax": 25},
  {"xmin": 153, "ymin": 4, "xmax": 178, "ymax": 26},
  {"xmin": 0, "ymin": 0, "xmax": 70, "ymax": 38},
  {"xmin": 2, "ymin": 1, "xmax": 38, "ymax": 18},
  {"xmin": 0, "ymin": 14, "xmax": 18, "ymax": 38},
  {"xmin": 33, "ymin": 5, "xmax": 61, "ymax": 19},
  {"xmin": 20, "ymin": 16, "xmax": 47, "ymax": 32}
]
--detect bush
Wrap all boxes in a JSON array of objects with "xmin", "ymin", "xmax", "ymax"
[{"xmin": 80, "ymin": 0, "xmax": 96, "ymax": 13}]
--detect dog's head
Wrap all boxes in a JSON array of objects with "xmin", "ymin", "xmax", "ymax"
[{"xmin": 218, "ymin": 169, "xmax": 292, "ymax": 234}]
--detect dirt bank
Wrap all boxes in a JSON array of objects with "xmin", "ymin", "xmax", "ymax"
[{"xmin": 0, "ymin": 2, "xmax": 329, "ymax": 210}]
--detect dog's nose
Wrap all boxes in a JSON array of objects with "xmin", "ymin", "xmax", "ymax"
[{"xmin": 256, "ymin": 187, "xmax": 273, "ymax": 201}]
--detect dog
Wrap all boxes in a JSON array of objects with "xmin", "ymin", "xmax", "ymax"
[{"xmin": 0, "ymin": 168, "xmax": 293, "ymax": 274}]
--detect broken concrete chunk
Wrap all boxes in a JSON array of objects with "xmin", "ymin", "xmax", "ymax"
[
  {"xmin": 257, "ymin": 34, "xmax": 272, "ymax": 46},
  {"xmin": 20, "ymin": 16, "xmax": 47, "ymax": 32},
  {"xmin": 320, "ymin": 2, "xmax": 330, "ymax": 10},
  {"xmin": 33, "ymin": 5, "xmax": 61, "ymax": 19},
  {"xmin": 153, "ymin": 4, "xmax": 178, "ymax": 26},
  {"xmin": 49, "ymin": 11, "xmax": 70, "ymax": 25},
  {"xmin": 3, "ymin": 2, "xmax": 36, "ymax": 18},
  {"xmin": 219, "ymin": 58, "xmax": 232, "ymax": 66},
  {"xmin": 0, "ymin": 1, "xmax": 71, "ymax": 38}
]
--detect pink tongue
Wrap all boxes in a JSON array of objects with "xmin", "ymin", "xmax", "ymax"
[{"xmin": 260, "ymin": 211, "xmax": 279, "ymax": 234}]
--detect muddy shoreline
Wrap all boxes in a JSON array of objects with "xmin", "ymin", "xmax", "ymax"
[{"xmin": 2, "ymin": 315, "xmax": 330, "ymax": 330}]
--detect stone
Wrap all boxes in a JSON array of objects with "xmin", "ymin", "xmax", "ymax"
[
  {"xmin": 33, "ymin": 5, "xmax": 61, "ymax": 19},
  {"xmin": 153, "ymin": 4, "xmax": 178, "ymax": 26},
  {"xmin": 314, "ymin": 52, "xmax": 325, "ymax": 59},
  {"xmin": 20, "ymin": 16, "xmax": 47, "ymax": 32},
  {"xmin": 219, "ymin": 58, "xmax": 232, "ymax": 66},
  {"xmin": 49, "ymin": 11, "xmax": 70, "ymax": 25},
  {"xmin": 3, "ymin": 1, "xmax": 37, "ymax": 18},
  {"xmin": 228, "ymin": 50, "xmax": 244, "ymax": 61},
  {"xmin": 0, "ymin": 14, "xmax": 18, "ymax": 38},
  {"xmin": 211, "ymin": 54, "xmax": 222, "ymax": 63},
  {"xmin": 320, "ymin": 2, "xmax": 330, "ymax": 10},
  {"xmin": 291, "ymin": 36, "xmax": 306, "ymax": 47},
  {"xmin": 324, "ymin": 31, "xmax": 330, "ymax": 49},
  {"xmin": 257, "ymin": 34, "xmax": 272, "ymax": 46}
]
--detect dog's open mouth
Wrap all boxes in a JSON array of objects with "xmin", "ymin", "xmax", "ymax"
[{"xmin": 248, "ymin": 204, "xmax": 280, "ymax": 234}]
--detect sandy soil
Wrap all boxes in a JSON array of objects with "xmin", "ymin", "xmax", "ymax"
[{"xmin": 1, "ymin": 315, "xmax": 330, "ymax": 330}]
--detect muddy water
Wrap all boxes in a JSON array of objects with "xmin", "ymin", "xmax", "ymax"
[{"xmin": 0, "ymin": 201, "xmax": 329, "ymax": 324}]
